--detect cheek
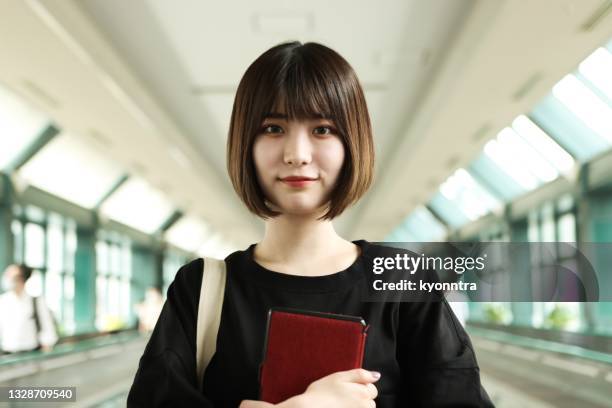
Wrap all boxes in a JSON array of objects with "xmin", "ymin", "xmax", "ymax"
[{"xmin": 318, "ymin": 139, "xmax": 345, "ymax": 175}]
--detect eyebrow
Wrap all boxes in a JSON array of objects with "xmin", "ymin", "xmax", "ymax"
[{"xmin": 263, "ymin": 112, "xmax": 333, "ymax": 120}]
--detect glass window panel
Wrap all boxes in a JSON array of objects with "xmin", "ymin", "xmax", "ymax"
[
  {"xmin": 558, "ymin": 213, "xmax": 577, "ymax": 259},
  {"xmin": 62, "ymin": 301, "xmax": 74, "ymax": 335},
  {"xmin": 65, "ymin": 221, "xmax": 77, "ymax": 274},
  {"xmin": 95, "ymin": 276, "xmax": 107, "ymax": 331},
  {"xmin": 498, "ymin": 128, "xmax": 559, "ymax": 183},
  {"xmin": 63, "ymin": 274, "xmax": 74, "ymax": 301},
  {"xmin": 18, "ymin": 134, "xmax": 124, "ymax": 209},
  {"xmin": 557, "ymin": 193, "xmax": 574, "ymax": 213},
  {"xmin": 24, "ymin": 223, "xmax": 45, "ymax": 268},
  {"xmin": 99, "ymin": 177, "xmax": 175, "ymax": 234},
  {"xmin": 532, "ymin": 302, "xmax": 545, "ymax": 328},
  {"xmin": 558, "ymin": 213, "xmax": 576, "ymax": 242},
  {"xmin": 541, "ymin": 202, "xmax": 556, "ymax": 242},
  {"xmin": 552, "ymin": 74, "xmax": 612, "ymax": 143},
  {"xmin": 484, "ymin": 137, "xmax": 539, "ymax": 190},
  {"xmin": 108, "ymin": 278, "xmax": 120, "ymax": 316},
  {"xmin": 96, "ymin": 241, "xmax": 109, "ymax": 273},
  {"xmin": 469, "ymin": 156, "xmax": 526, "ymax": 200},
  {"xmin": 121, "ymin": 279, "xmax": 131, "ymax": 320},
  {"xmin": 512, "ymin": 115, "xmax": 575, "ymax": 174},
  {"xmin": 11, "ymin": 220, "xmax": 23, "ymax": 263},
  {"xmin": 399, "ymin": 205, "xmax": 447, "ymax": 241},
  {"xmin": 25, "ymin": 205, "xmax": 45, "ymax": 223},
  {"xmin": 579, "ymin": 47, "xmax": 612, "ymax": 102},
  {"xmin": 165, "ymin": 216, "xmax": 211, "ymax": 253},
  {"xmin": 110, "ymin": 244, "xmax": 121, "ymax": 276},
  {"xmin": 543, "ymin": 301, "xmax": 581, "ymax": 332},
  {"xmin": 96, "ymin": 276, "xmax": 107, "ymax": 317},
  {"xmin": 46, "ymin": 220, "xmax": 63, "ymax": 272},
  {"xmin": 439, "ymin": 168, "xmax": 501, "ymax": 220},
  {"xmin": 122, "ymin": 242, "xmax": 132, "ymax": 278},
  {"xmin": 530, "ymin": 95, "xmax": 611, "ymax": 161},
  {"xmin": 0, "ymin": 84, "xmax": 49, "ymax": 170},
  {"xmin": 429, "ymin": 193, "xmax": 470, "ymax": 229},
  {"xmin": 527, "ymin": 210, "xmax": 539, "ymax": 242},
  {"xmin": 47, "ymin": 212, "xmax": 63, "ymax": 225},
  {"xmin": 45, "ymin": 271, "xmax": 62, "ymax": 318}
]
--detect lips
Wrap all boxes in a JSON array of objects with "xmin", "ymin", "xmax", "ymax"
[{"xmin": 281, "ymin": 176, "xmax": 317, "ymax": 181}]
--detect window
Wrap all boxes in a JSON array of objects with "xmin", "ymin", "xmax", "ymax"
[
  {"xmin": 12, "ymin": 206, "xmax": 77, "ymax": 335},
  {"xmin": 388, "ymin": 205, "xmax": 447, "ymax": 242},
  {"xmin": 99, "ymin": 177, "xmax": 174, "ymax": 234},
  {"xmin": 18, "ymin": 133, "xmax": 124, "ymax": 209},
  {"xmin": 439, "ymin": 169, "xmax": 501, "ymax": 221},
  {"xmin": 95, "ymin": 231, "xmax": 132, "ymax": 331},
  {"xmin": 552, "ymin": 74, "xmax": 612, "ymax": 144},
  {"xmin": 528, "ymin": 198, "xmax": 582, "ymax": 332}
]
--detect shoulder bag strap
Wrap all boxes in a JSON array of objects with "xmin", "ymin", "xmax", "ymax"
[
  {"xmin": 32, "ymin": 296, "xmax": 41, "ymax": 334},
  {"xmin": 196, "ymin": 257, "xmax": 227, "ymax": 391},
  {"xmin": 31, "ymin": 296, "xmax": 42, "ymax": 349}
]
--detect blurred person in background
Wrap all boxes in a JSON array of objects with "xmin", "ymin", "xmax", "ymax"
[
  {"xmin": 135, "ymin": 287, "xmax": 164, "ymax": 333},
  {"xmin": 0, "ymin": 264, "xmax": 58, "ymax": 354}
]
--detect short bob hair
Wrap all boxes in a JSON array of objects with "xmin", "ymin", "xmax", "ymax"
[{"xmin": 227, "ymin": 41, "xmax": 374, "ymax": 220}]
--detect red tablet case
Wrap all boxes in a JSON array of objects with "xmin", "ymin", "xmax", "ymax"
[{"xmin": 258, "ymin": 307, "xmax": 369, "ymax": 404}]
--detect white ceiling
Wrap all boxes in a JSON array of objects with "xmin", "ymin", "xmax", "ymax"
[{"xmin": 0, "ymin": 0, "xmax": 610, "ymax": 248}]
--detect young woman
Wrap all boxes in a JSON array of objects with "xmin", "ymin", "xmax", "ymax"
[{"xmin": 128, "ymin": 41, "xmax": 493, "ymax": 408}]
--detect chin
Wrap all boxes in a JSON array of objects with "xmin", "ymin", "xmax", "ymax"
[{"xmin": 277, "ymin": 200, "xmax": 326, "ymax": 216}]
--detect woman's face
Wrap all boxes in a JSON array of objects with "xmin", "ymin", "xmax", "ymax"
[{"xmin": 252, "ymin": 112, "xmax": 345, "ymax": 217}]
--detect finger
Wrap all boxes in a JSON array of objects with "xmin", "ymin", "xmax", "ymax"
[
  {"xmin": 239, "ymin": 400, "xmax": 275, "ymax": 408},
  {"xmin": 365, "ymin": 382, "xmax": 378, "ymax": 399},
  {"xmin": 344, "ymin": 382, "xmax": 378, "ymax": 400},
  {"xmin": 343, "ymin": 368, "xmax": 381, "ymax": 384},
  {"xmin": 363, "ymin": 400, "xmax": 376, "ymax": 408}
]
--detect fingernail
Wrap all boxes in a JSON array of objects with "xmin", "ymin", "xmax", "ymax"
[{"xmin": 371, "ymin": 371, "xmax": 381, "ymax": 379}]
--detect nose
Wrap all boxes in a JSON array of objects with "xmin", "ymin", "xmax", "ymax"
[{"xmin": 283, "ymin": 127, "xmax": 312, "ymax": 166}]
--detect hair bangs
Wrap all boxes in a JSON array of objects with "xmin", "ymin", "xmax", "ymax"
[{"xmin": 268, "ymin": 62, "xmax": 339, "ymax": 123}]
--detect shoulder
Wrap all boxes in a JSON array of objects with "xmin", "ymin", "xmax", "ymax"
[{"xmin": 171, "ymin": 258, "xmax": 204, "ymax": 291}]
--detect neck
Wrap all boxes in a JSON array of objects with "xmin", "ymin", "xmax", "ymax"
[{"xmin": 256, "ymin": 213, "xmax": 347, "ymax": 264}]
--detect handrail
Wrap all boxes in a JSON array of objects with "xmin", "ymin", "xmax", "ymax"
[
  {"xmin": 468, "ymin": 326, "xmax": 612, "ymax": 365},
  {"xmin": 0, "ymin": 330, "xmax": 143, "ymax": 368}
]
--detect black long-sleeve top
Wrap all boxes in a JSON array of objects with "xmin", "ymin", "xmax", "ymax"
[{"xmin": 128, "ymin": 239, "xmax": 494, "ymax": 407}]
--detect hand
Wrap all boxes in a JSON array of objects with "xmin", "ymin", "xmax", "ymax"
[
  {"xmin": 299, "ymin": 368, "xmax": 380, "ymax": 408},
  {"xmin": 239, "ymin": 368, "xmax": 380, "ymax": 408}
]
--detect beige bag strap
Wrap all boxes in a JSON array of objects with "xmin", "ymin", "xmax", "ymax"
[{"xmin": 196, "ymin": 257, "xmax": 227, "ymax": 390}]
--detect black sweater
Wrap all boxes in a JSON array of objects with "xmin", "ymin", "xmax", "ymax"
[{"xmin": 128, "ymin": 239, "xmax": 494, "ymax": 407}]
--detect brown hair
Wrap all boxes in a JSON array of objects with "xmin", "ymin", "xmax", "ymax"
[{"xmin": 227, "ymin": 41, "xmax": 374, "ymax": 220}]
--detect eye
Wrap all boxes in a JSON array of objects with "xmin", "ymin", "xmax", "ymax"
[
  {"xmin": 313, "ymin": 126, "xmax": 336, "ymax": 136},
  {"xmin": 261, "ymin": 124, "xmax": 283, "ymax": 134}
]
